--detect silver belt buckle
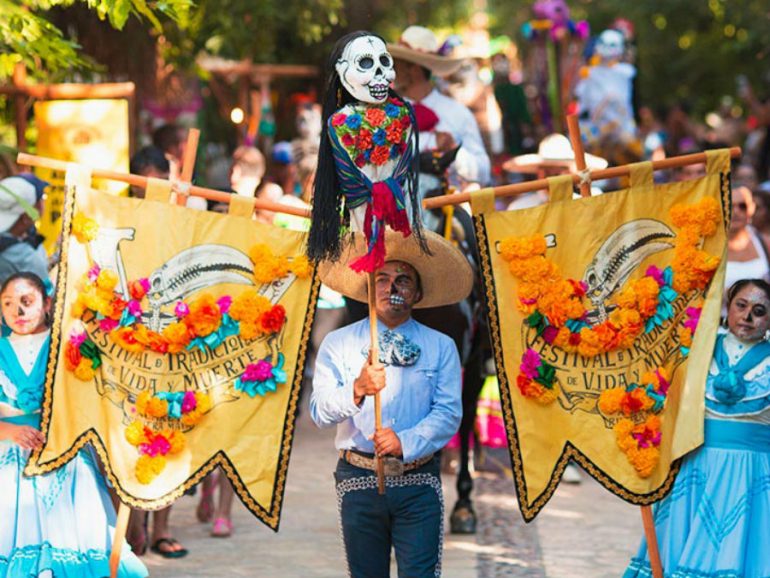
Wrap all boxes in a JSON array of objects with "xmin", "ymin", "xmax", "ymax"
[{"xmin": 381, "ymin": 456, "xmax": 405, "ymax": 476}]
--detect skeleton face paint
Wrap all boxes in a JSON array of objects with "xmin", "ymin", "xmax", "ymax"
[
  {"xmin": 727, "ymin": 284, "xmax": 770, "ymax": 343},
  {"xmin": 374, "ymin": 261, "xmax": 421, "ymax": 316},
  {"xmin": 0, "ymin": 278, "xmax": 49, "ymax": 336},
  {"xmin": 335, "ymin": 36, "xmax": 395, "ymax": 104},
  {"xmin": 595, "ymin": 29, "xmax": 625, "ymax": 62}
]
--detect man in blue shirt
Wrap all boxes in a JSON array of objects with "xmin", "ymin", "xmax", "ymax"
[{"xmin": 311, "ymin": 230, "xmax": 472, "ymax": 577}]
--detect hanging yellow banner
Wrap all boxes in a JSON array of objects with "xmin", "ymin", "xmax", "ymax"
[
  {"xmin": 34, "ymin": 99, "xmax": 130, "ymax": 254},
  {"xmin": 27, "ymin": 184, "xmax": 318, "ymax": 530},
  {"xmin": 472, "ymin": 150, "xmax": 730, "ymax": 520}
]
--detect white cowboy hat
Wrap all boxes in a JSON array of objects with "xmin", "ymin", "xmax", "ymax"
[
  {"xmin": 387, "ymin": 26, "xmax": 466, "ymax": 77},
  {"xmin": 504, "ymin": 133, "xmax": 608, "ymax": 173},
  {"xmin": 319, "ymin": 229, "xmax": 473, "ymax": 308}
]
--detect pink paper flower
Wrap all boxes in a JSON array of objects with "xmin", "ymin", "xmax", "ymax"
[
  {"xmin": 542, "ymin": 325, "xmax": 559, "ymax": 345},
  {"xmin": 139, "ymin": 278, "xmax": 151, "ymax": 293},
  {"xmin": 243, "ymin": 360, "xmax": 274, "ymax": 383},
  {"xmin": 128, "ymin": 300, "xmax": 143, "ymax": 317},
  {"xmin": 655, "ymin": 370, "xmax": 671, "ymax": 396},
  {"xmin": 175, "ymin": 301, "xmax": 190, "ymax": 319},
  {"xmin": 87, "ymin": 264, "xmax": 101, "ymax": 283},
  {"xmin": 645, "ymin": 265, "xmax": 665, "ymax": 287},
  {"xmin": 520, "ymin": 348, "xmax": 542, "ymax": 379},
  {"xmin": 217, "ymin": 295, "xmax": 232, "ymax": 314},
  {"xmin": 99, "ymin": 318, "xmax": 119, "ymax": 332},
  {"xmin": 70, "ymin": 331, "xmax": 87, "ymax": 347},
  {"xmin": 683, "ymin": 307, "xmax": 701, "ymax": 332},
  {"xmin": 181, "ymin": 390, "xmax": 197, "ymax": 413}
]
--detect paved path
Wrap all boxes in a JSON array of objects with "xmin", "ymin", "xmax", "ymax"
[{"xmin": 144, "ymin": 413, "xmax": 642, "ymax": 577}]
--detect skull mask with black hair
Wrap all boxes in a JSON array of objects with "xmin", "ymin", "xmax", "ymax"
[{"xmin": 335, "ymin": 35, "xmax": 395, "ymax": 104}]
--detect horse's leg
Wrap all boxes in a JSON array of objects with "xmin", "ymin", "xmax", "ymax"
[{"xmin": 450, "ymin": 347, "xmax": 484, "ymax": 534}]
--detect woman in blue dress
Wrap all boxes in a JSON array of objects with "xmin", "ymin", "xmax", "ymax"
[
  {"xmin": 0, "ymin": 272, "xmax": 147, "ymax": 578},
  {"xmin": 625, "ymin": 278, "xmax": 770, "ymax": 578}
]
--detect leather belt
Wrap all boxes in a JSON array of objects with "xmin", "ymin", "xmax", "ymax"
[{"xmin": 339, "ymin": 450, "xmax": 433, "ymax": 476}]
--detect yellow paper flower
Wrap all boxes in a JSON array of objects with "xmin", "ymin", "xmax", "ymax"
[
  {"xmin": 72, "ymin": 212, "xmax": 99, "ymax": 244},
  {"xmin": 125, "ymin": 421, "xmax": 146, "ymax": 446},
  {"xmin": 135, "ymin": 454, "xmax": 166, "ymax": 485},
  {"xmin": 96, "ymin": 269, "xmax": 119, "ymax": 292},
  {"xmin": 74, "ymin": 358, "xmax": 96, "ymax": 381}
]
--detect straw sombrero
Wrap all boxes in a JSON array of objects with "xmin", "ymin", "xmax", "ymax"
[
  {"xmin": 387, "ymin": 26, "xmax": 466, "ymax": 78},
  {"xmin": 504, "ymin": 133, "xmax": 608, "ymax": 173},
  {"xmin": 319, "ymin": 229, "xmax": 473, "ymax": 308}
]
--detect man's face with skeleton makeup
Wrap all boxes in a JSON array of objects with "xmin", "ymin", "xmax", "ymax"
[
  {"xmin": 335, "ymin": 35, "xmax": 395, "ymax": 104},
  {"xmin": 727, "ymin": 283, "xmax": 770, "ymax": 343},
  {"xmin": 374, "ymin": 261, "xmax": 422, "ymax": 318}
]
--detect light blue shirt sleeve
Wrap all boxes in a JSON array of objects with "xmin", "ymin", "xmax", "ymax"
[
  {"xmin": 397, "ymin": 335, "xmax": 462, "ymax": 463},
  {"xmin": 309, "ymin": 330, "xmax": 362, "ymax": 428}
]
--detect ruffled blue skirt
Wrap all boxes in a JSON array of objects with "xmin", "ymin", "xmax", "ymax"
[
  {"xmin": 0, "ymin": 436, "xmax": 146, "ymax": 578},
  {"xmin": 624, "ymin": 419, "xmax": 770, "ymax": 578}
]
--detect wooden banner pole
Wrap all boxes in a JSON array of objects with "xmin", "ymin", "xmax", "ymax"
[
  {"xmin": 423, "ymin": 146, "xmax": 741, "ymax": 210},
  {"xmin": 566, "ymin": 115, "xmax": 665, "ymax": 578},
  {"xmin": 641, "ymin": 504, "xmax": 665, "ymax": 578},
  {"xmin": 566, "ymin": 114, "xmax": 591, "ymax": 198},
  {"xmin": 109, "ymin": 501, "xmax": 131, "ymax": 578},
  {"xmin": 16, "ymin": 152, "xmax": 311, "ymax": 218},
  {"xmin": 367, "ymin": 273, "xmax": 386, "ymax": 494},
  {"xmin": 175, "ymin": 128, "xmax": 200, "ymax": 205}
]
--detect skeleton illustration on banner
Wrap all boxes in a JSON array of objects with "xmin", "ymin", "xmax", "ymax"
[
  {"xmin": 27, "ymin": 183, "xmax": 318, "ymax": 530},
  {"xmin": 307, "ymin": 31, "xmax": 426, "ymax": 272}
]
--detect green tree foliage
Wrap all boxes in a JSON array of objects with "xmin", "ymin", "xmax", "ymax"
[
  {"xmin": 0, "ymin": 0, "xmax": 191, "ymax": 79},
  {"xmin": 488, "ymin": 0, "xmax": 770, "ymax": 116}
]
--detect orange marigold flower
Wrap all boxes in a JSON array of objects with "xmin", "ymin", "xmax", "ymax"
[
  {"xmin": 499, "ymin": 236, "xmax": 547, "ymax": 261},
  {"xmin": 65, "ymin": 341, "xmax": 83, "ymax": 371},
  {"xmin": 598, "ymin": 388, "xmax": 625, "ymax": 415},
  {"xmin": 135, "ymin": 454, "xmax": 166, "ymax": 485},
  {"xmin": 289, "ymin": 255, "xmax": 313, "ymax": 279},
  {"xmin": 125, "ymin": 420, "xmax": 146, "ymax": 446},
  {"xmin": 162, "ymin": 322, "xmax": 191, "ymax": 353},
  {"xmin": 111, "ymin": 327, "xmax": 145, "ymax": 353},
  {"xmin": 166, "ymin": 430, "xmax": 186, "ymax": 454},
  {"xmin": 74, "ymin": 358, "xmax": 96, "ymax": 381},
  {"xmin": 96, "ymin": 269, "xmax": 119, "ymax": 292},
  {"xmin": 230, "ymin": 290, "xmax": 271, "ymax": 324},
  {"xmin": 185, "ymin": 294, "xmax": 222, "ymax": 337},
  {"xmin": 144, "ymin": 396, "xmax": 168, "ymax": 418}
]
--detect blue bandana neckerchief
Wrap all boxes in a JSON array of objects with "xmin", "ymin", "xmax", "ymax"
[
  {"xmin": 362, "ymin": 329, "xmax": 421, "ymax": 367},
  {"xmin": 0, "ymin": 334, "xmax": 50, "ymax": 413},
  {"xmin": 712, "ymin": 333, "xmax": 770, "ymax": 405}
]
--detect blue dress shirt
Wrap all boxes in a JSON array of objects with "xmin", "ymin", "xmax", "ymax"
[{"xmin": 310, "ymin": 317, "xmax": 462, "ymax": 463}]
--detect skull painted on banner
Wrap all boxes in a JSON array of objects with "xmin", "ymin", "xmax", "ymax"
[{"xmin": 335, "ymin": 35, "xmax": 395, "ymax": 104}]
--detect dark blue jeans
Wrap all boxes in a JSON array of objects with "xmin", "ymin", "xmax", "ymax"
[{"xmin": 335, "ymin": 456, "xmax": 443, "ymax": 578}]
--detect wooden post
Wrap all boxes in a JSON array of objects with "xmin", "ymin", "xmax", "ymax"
[
  {"xmin": 422, "ymin": 147, "xmax": 742, "ymax": 210},
  {"xmin": 176, "ymin": 128, "xmax": 200, "ymax": 205},
  {"xmin": 566, "ymin": 115, "xmax": 665, "ymax": 578},
  {"xmin": 12, "ymin": 63, "xmax": 27, "ymax": 151},
  {"xmin": 566, "ymin": 114, "xmax": 591, "ymax": 198},
  {"xmin": 17, "ymin": 153, "xmax": 311, "ymax": 217},
  {"xmin": 367, "ymin": 273, "xmax": 386, "ymax": 494},
  {"xmin": 109, "ymin": 502, "xmax": 131, "ymax": 578},
  {"xmin": 641, "ymin": 505, "xmax": 664, "ymax": 578}
]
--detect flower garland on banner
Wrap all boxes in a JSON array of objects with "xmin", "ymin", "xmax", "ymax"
[
  {"xmin": 598, "ymin": 368, "xmax": 670, "ymax": 477},
  {"xmin": 500, "ymin": 198, "xmax": 721, "ymax": 476},
  {"xmin": 68, "ymin": 213, "xmax": 310, "ymax": 483},
  {"xmin": 331, "ymin": 98, "xmax": 410, "ymax": 169},
  {"xmin": 124, "ymin": 390, "xmax": 213, "ymax": 484}
]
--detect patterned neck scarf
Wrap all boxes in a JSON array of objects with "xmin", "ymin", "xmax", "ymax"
[{"xmin": 362, "ymin": 328, "xmax": 421, "ymax": 367}]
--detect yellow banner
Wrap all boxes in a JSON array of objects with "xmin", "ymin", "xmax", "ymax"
[
  {"xmin": 27, "ymin": 185, "xmax": 318, "ymax": 530},
  {"xmin": 473, "ymin": 151, "xmax": 730, "ymax": 520},
  {"xmin": 34, "ymin": 99, "xmax": 130, "ymax": 254}
]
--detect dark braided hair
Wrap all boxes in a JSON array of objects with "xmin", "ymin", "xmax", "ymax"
[
  {"xmin": 726, "ymin": 278, "xmax": 770, "ymax": 308},
  {"xmin": 306, "ymin": 31, "xmax": 426, "ymax": 263}
]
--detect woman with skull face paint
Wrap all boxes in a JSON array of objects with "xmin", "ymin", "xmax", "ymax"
[
  {"xmin": 625, "ymin": 279, "xmax": 770, "ymax": 578},
  {"xmin": 0, "ymin": 272, "xmax": 147, "ymax": 577}
]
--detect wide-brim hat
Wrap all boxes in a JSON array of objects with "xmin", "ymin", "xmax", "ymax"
[
  {"xmin": 0, "ymin": 176, "xmax": 39, "ymax": 232},
  {"xmin": 504, "ymin": 133, "xmax": 608, "ymax": 173},
  {"xmin": 319, "ymin": 229, "xmax": 473, "ymax": 308},
  {"xmin": 387, "ymin": 26, "xmax": 466, "ymax": 78}
]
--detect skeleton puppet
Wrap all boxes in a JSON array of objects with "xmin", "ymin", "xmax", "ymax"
[{"xmin": 307, "ymin": 31, "xmax": 425, "ymax": 273}]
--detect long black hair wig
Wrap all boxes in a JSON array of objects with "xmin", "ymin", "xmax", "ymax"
[{"xmin": 306, "ymin": 30, "xmax": 426, "ymax": 263}]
